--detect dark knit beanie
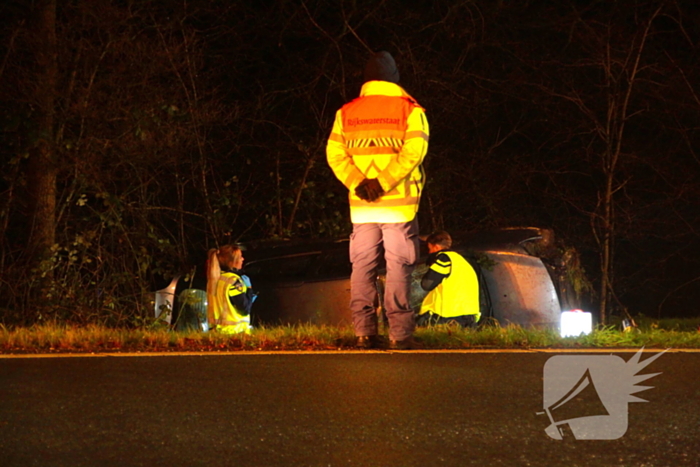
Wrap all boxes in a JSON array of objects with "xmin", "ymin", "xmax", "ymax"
[{"xmin": 363, "ymin": 51, "xmax": 400, "ymax": 84}]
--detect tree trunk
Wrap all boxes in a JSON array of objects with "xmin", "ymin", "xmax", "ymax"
[
  {"xmin": 599, "ymin": 149, "xmax": 616, "ymax": 326},
  {"xmin": 27, "ymin": 0, "xmax": 58, "ymax": 275},
  {"xmin": 597, "ymin": 6, "xmax": 660, "ymax": 325}
]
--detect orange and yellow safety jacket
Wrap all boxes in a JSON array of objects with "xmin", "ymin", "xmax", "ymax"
[{"xmin": 326, "ymin": 81, "xmax": 430, "ymax": 224}]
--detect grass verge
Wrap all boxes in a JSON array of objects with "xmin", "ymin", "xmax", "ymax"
[{"xmin": 0, "ymin": 319, "xmax": 699, "ymax": 354}]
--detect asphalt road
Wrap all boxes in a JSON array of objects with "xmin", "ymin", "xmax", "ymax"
[{"xmin": 0, "ymin": 350, "xmax": 698, "ymax": 467}]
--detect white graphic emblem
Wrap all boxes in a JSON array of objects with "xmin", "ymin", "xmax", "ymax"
[{"xmin": 541, "ymin": 348, "xmax": 667, "ymax": 440}]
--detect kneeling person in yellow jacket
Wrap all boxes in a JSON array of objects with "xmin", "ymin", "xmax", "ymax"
[
  {"xmin": 206, "ymin": 244, "xmax": 257, "ymax": 335},
  {"xmin": 419, "ymin": 231, "xmax": 480, "ymax": 328}
]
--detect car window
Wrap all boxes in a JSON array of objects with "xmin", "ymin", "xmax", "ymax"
[
  {"xmin": 245, "ymin": 253, "xmax": 319, "ymax": 281},
  {"xmin": 313, "ymin": 249, "xmax": 352, "ymax": 279}
]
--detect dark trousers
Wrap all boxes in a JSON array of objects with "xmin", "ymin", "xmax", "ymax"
[{"xmin": 349, "ymin": 219, "xmax": 419, "ymax": 341}]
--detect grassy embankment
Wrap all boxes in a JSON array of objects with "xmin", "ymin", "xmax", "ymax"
[{"xmin": 0, "ymin": 316, "xmax": 698, "ymax": 354}]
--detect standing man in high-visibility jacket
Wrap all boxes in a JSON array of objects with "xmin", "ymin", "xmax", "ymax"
[
  {"xmin": 326, "ymin": 51, "xmax": 429, "ymax": 350},
  {"xmin": 419, "ymin": 231, "xmax": 481, "ymax": 328}
]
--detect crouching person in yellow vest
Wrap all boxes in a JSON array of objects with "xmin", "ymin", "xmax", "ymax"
[
  {"xmin": 206, "ymin": 244, "xmax": 256, "ymax": 334},
  {"xmin": 418, "ymin": 231, "xmax": 481, "ymax": 328}
]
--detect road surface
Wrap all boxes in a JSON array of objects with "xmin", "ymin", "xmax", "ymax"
[{"xmin": 0, "ymin": 350, "xmax": 698, "ymax": 466}]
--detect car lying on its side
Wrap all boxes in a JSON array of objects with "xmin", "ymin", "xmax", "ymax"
[{"xmin": 154, "ymin": 227, "xmax": 587, "ymax": 331}]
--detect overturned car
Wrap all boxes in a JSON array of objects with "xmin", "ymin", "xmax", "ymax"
[
  {"xmin": 242, "ymin": 227, "xmax": 586, "ymax": 329},
  {"xmin": 155, "ymin": 227, "xmax": 587, "ymax": 331}
]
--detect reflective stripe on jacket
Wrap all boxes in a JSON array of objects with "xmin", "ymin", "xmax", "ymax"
[
  {"xmin": 327, "ymin": 81, "xmax": 429, "ymax": 224},
  {"xmin": 420, "ymin": 251, "xmax": 480, "ymax": 320},
  {"xmin": 213, "ymin": 271, "xmax": 251, "ymax": 335}
]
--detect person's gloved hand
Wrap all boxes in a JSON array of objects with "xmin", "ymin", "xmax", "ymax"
[
  {"xmin": 245, "ymin": 288, "xmax": 258, "ymax": 304},
  {"xmin": 355, "ymin": 178, "xmax": 384, "ymax": 202},
  {"xmin": 240, "ymin": 274, "xmax": 252, "ymax": 288}
]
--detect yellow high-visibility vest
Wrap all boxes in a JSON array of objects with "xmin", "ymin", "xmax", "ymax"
[
  {"xmin": 327, "ymin": 81, "xmax": 429, "ymax": 224},
  {"xmin": 212, "ymin": 271, "xmax": 251, "ymax": 335},
  {"xmin": 420, "ymin": 251, "xmax": 480, "ymax": 321}
]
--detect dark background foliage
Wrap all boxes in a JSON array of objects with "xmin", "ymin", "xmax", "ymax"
[{"xmin": 1, "ymin": 0, "xmax": 698, "ymax": 325}]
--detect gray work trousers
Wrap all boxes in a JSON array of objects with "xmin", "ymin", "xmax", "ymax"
[{"xmin": 349, "ymin": 219, "xmax": 419, "ymax": 341}]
